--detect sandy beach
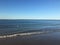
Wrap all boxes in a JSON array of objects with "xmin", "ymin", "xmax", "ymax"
[{"xmin": 0, "ymin": 32, "xmax": 60, "ymax": 45}]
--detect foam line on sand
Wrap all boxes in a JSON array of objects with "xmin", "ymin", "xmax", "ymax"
[{"xmin": 0, "ymin": 31, "xmax": 49, "ymax": 38}]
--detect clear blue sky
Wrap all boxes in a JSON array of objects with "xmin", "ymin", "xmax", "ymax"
[{"xmin": 0, "ymin": 0, "xmax": 60, "ymax": 19}]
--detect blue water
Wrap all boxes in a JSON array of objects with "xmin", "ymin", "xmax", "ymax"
[{"xmin": 0, "ymin": 19, "xmax": 60, "ymax": 35}]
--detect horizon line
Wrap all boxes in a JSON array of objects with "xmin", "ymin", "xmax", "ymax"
[{"xmin": 0, "ymin": 19, "xmax": 60, "ymax": 20}]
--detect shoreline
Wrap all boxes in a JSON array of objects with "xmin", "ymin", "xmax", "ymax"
[
  {"xmin": 0, "ymin": 32, "xmax": 60, "ymax": 45},
  {"xmin": 0, "ymin": 30, "xmax": 60, "ymax": 39},
  {"xmin": 0, "ymin": 31, "xmax": 49, "ymax": 38}
]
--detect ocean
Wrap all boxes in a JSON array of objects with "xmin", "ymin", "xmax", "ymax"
[{"xmin": 0, "ymin": 19, "xmax": 60, "ymax": 38}]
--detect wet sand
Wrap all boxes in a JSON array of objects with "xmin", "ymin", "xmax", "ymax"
[{"xmin": 0, "ymin": 32, "xmax": 60, "ymax": 45}]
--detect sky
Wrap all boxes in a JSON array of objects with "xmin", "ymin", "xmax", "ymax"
[{"xmin": 0, "ymin": 0, "xmax": 60, "ymax": 19}]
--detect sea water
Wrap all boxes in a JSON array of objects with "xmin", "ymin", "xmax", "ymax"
[{"xmin": 0, "ymin": 19, "xmax": 60, "ymax": 36}]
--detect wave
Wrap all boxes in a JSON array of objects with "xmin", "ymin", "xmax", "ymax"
[
  {"xmin": 0, "ymin": 31, "xmax": 49, "ymax": 38},
  {"xmin": 0, "ymin": 27, "xmax": 60, "ymax": 38}
]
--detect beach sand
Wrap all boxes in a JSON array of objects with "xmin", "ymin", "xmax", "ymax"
[{"xmin": 0, "ymin": 32, "xmax": 60, "ymax": 45}]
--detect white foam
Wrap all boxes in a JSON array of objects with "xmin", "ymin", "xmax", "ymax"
[{"xmin": 0, "ymin": 31, "xmax": 49, "ymax": 38}]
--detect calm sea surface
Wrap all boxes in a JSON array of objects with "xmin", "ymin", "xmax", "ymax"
[{"xmin": 0, "ymin": 20, "xmax": 60, "ymax": 35}]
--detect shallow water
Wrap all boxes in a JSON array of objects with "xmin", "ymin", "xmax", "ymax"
[
  {"xmin": 0, "ymin": 20, "xmax": 60, "ymax": 35},
  {"xmin": 0, "ymin": 32, "xmax": 60, "ymax": 45}
]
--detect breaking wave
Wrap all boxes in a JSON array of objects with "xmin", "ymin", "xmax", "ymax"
[{"xmin": 0, "ymin": 31, "xmax": 49, "ymax": 38}]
